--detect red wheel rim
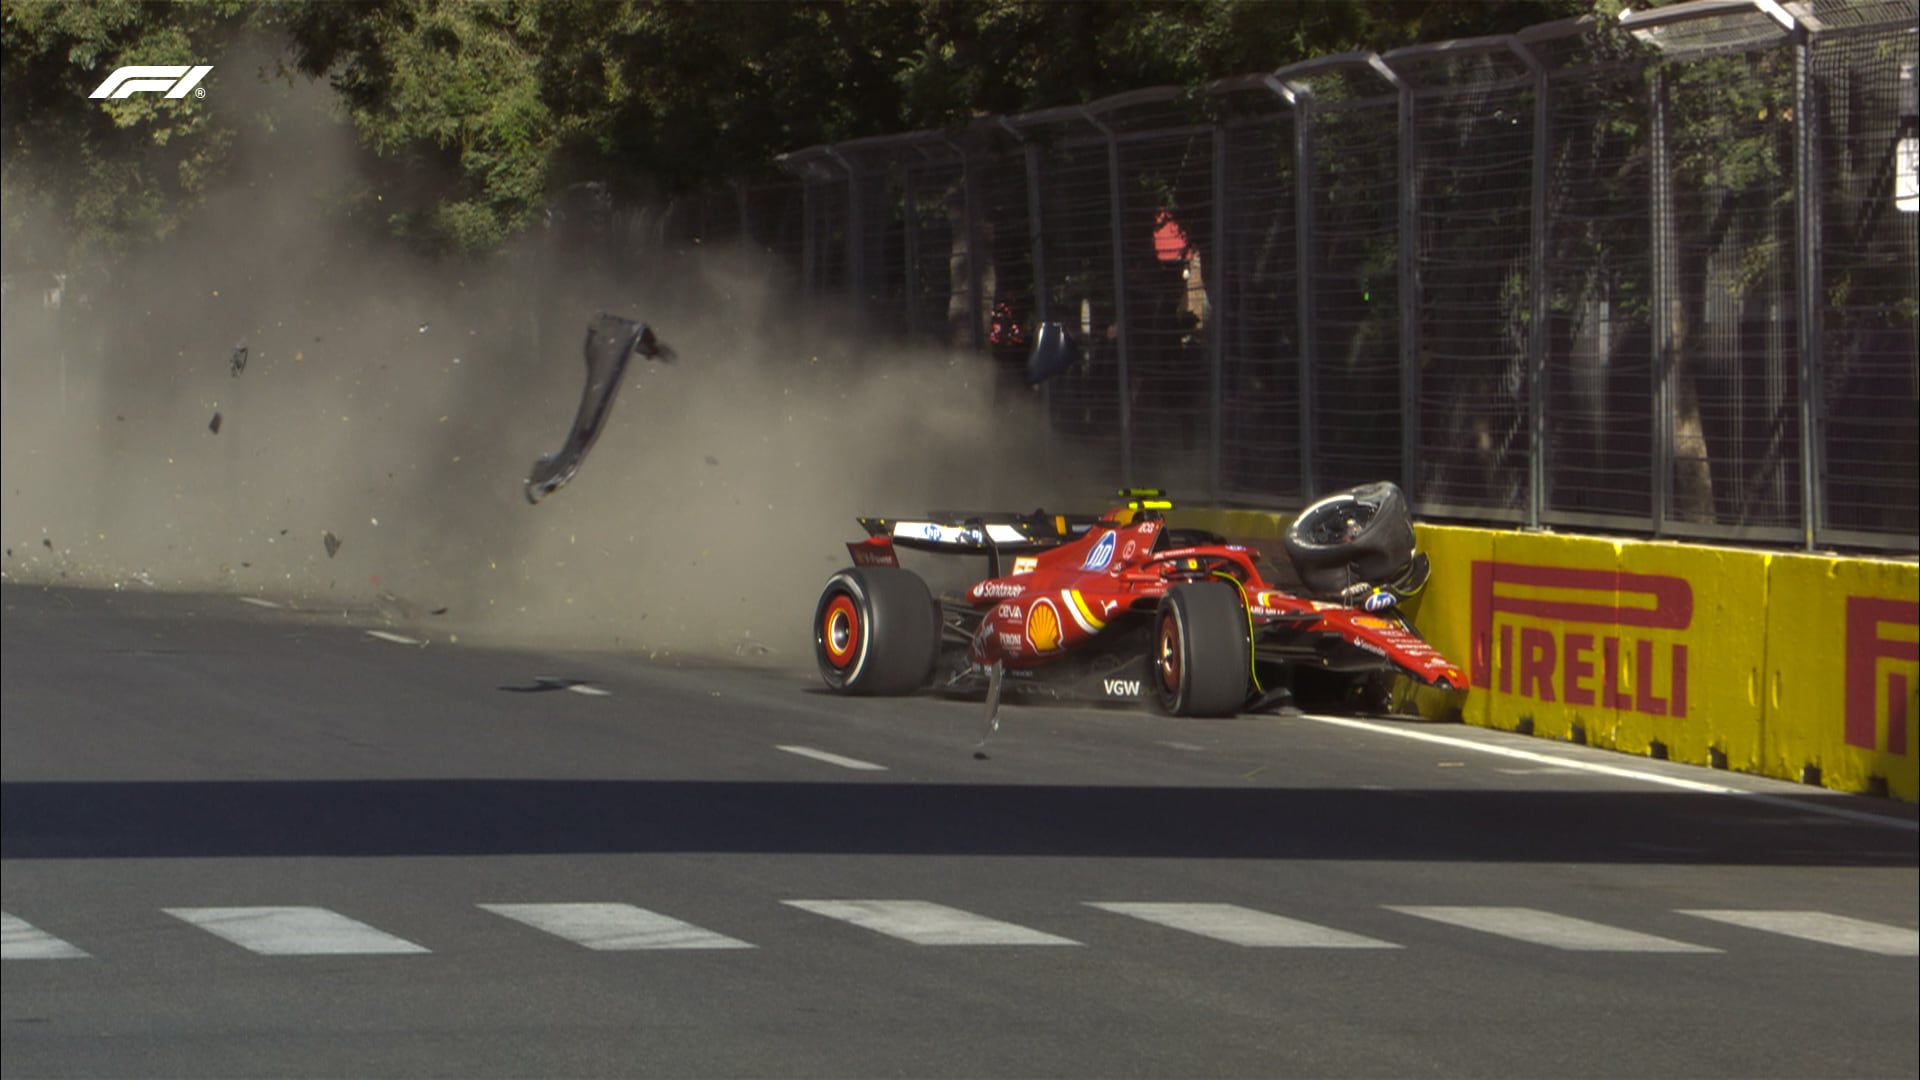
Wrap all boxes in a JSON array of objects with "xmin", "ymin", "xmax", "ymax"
[
  {"xmin": 822, "ymin": 594, "xmax": 860, "ymax": 669},
  {"xmin": 1156, "ymin": 615, "xmax": 1182, "ymax": 693}
]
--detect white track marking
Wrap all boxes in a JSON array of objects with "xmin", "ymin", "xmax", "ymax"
[
  {"xmin": 164, "ymin": 907, "xmax": 429, "ymax": 955},
  {"xmin": 784, "ymin": 900, "xmax": 1080, "ymax": 946},
  {"xmin": 1089, "ymin": 902, "xmax": 1399, "ymax": 949},
  {"xmin": 480, "ymin": 903, "xmax": 752, "ymax": 950},
  {"xmin": 2, "ymin": 913, "xmax": 89, "ymax": 959},
  {"xmin": 1298, "ymin": 713, "xmax": 1919, "ymax": 833},
  {"xmin": 1386, "ymin": 906, "xmax": 1718, "ymax": 953},
  {"xmin": 1678, "ymin": 910, "xmax": 1919, "ymax": 956},
  {"xmin": 776, "ymin": 745, "xmax": 887, "ymax": 771}
]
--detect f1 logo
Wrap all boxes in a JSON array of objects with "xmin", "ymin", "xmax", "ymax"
[{"xmin": 90, "ymin": 65, "xmax": 213, "ymax": 100}]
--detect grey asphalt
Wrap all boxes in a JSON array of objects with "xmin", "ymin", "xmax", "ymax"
[{"xmin": 3, "ymin": 583, "xmax": 1915, "ymax": 1079}]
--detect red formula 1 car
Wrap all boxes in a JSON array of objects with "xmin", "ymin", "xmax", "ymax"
[{"xmin": 811, "ymin": 485, "xmax": 1467, "ymax": 727}]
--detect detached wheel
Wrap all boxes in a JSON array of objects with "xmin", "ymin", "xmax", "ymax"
[
  {"xmin": 814, "ymin": 567, "xmax": 939, "ymax": 695},
  {"xmin": 1153, "ymin": 582, "xmax": 1251, "ymax": 717},
  {"xmin": 1283, "ymin": 481, "xmax": 1416, "ymax": 596}
]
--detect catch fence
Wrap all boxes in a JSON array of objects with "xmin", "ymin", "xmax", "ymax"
[{"xmin": 654, "ymin": 0, "xmax": 1919, "ymax": 553}]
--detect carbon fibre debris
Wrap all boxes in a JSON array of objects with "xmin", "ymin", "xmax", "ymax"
[{"xmin": 524, "ymin": 314, "xmax": 674, "ymax": 504}]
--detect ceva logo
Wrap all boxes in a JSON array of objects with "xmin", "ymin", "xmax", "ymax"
[{"xmin": 90, "ymin": 65, "xmax": 212, "ymax": 100}]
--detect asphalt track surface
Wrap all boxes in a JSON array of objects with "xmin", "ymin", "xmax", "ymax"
[{"xmin": 3, "ymin": 583, "xmax": 1916, "ymax": 1079}]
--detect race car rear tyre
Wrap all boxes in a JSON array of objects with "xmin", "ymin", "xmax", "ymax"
[
  {"xmin": 1153, "ymin": 582, "xmax": 1251, "ymax": 717},
  {"xmin": 1282, "ymin": 482, "xmax": 1416, "ymax": 597},
  {"xmin": 814, "ymin": 567, "xmax": 939, "ymax": 696}
]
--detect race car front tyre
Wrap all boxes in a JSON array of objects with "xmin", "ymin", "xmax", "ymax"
[
  {"xmin": 1282, "ymin": 481, "xmax": 1417, "ymax": 597},
  {"xmin": 1153, "ymin": 582, "xmax": 1251, "ymax": 717},
  {"xmin": 814, "ymin": 566, "xmax": 939, "ymax": 695}
]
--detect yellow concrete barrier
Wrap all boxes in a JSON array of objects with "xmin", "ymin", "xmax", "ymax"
[
  {"xmin": 1403, "ymin": 525, "xmax": 1493, "ymax": 727},
  {"xmin": 1766, "ymin": 554, "xmax": 1918, "ymax": 799},
  {"xmin": 1170, "ymin": 504, "xmax": 1917, "ymax": 801}
]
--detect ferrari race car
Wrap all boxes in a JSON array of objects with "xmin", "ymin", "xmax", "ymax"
[{"xmin": 811, "ymin": 484, "xmax": 1468, "ymax": 727}]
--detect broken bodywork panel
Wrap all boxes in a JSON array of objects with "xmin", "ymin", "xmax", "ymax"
[{"xmin": 525, "ymin": 313, "xmax": 673, "ymax": 504}]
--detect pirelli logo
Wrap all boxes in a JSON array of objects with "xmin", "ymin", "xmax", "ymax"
[
  {"xmin": 1471, "ymin": 562, "xmax": 1692, "ymax": 717},
  {"xmin": 1846, "ymin": 596, "xmax": 1918, "ymax": 755}
]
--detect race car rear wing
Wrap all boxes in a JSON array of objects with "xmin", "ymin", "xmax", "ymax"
[
  {"xmin": 846, "ymin": 493, "xmax": 1176, "ymax": 576},
  {"xmin": 849, "ymin": 511, "xmax": 1102, "ymax": 576}
]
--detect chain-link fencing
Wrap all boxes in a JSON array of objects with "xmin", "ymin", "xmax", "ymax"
[{"xmin": 639, "ymin": 0, "xmax": 1918, "ymax": 553}]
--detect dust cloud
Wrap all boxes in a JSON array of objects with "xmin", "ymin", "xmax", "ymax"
[{"xmin": 0, "ymin": 72, "xmax": 1106, "ymax": 669}]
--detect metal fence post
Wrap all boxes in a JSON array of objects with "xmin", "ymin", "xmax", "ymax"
[
  {"xmin": 1262, "ymin": 76, "xmax": 1317, "ymax": 499},
  {"xmin": 826, "ymin": 147, "xmax": 864, "ymax": 311},
  {"xmin": 1648, "ymin": 65, "xmax": 1674, "ymax": 538},
  {"xmin": 1086, "ymin": 108, "xmax": 1135, "ymax": 487},
  {"xmin": 1020, "ymin": 136, "xmax": 1053, "ymax": 415},
  {"xmin": 1291, "ymin": 85, "xmax": 1318, "ymax": 498},
  {"xmin": 800, "ymin": 176, "xmax": 817, "ymax": 296},
  {"xmin": 965, "ymin": 145, "xmax": 985, "ymax": 352},
  {"xmin": 1792, "ymin": 24, "xmax": 1825, "ymax": 550},
  {"xmin": 1522, "ymin": 42, "xmax": 1551, "ymax": 531},
  {"xmin": 999, "ymin": 120, "xmax": 1048, "ymax": 330},
  {"xmin": 1387, "ymin": 59, "xmax": 1420, "ymax": 506},
  {"xmin": 902, "ymin": 164, "xmax": 920, "ymax": 338},
  {"xmin": 1209, "ymin": 123, "xmax": 1228, "ymax": 500}
]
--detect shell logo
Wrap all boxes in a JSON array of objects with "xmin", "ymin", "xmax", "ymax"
[{"xmin": 1026, "ymin": 598, "xmax": 1064, "ymax": 652}]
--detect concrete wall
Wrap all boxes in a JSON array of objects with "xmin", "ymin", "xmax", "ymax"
[{"xmin": 1170, "ymin": 509, "xmax": 1919, "ymax": 802}]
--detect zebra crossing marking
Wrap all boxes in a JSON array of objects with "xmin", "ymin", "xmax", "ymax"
[
  {"xmin": 480, "ymin": 903, "xmax": 754, "ymax": 950},
  {"xmin": 1386, "ymin": 906, "xmax": 1719, "ymax": 953},
  {"xmin": 2, "ymin": 912, "xmax": 89, "ymax": 960},
  {"xmin": 163, "ymin": 906, "xmax": 430, "ymax": 955},
  {"xmin": 1088, "ymin": 902, "xmax": 1400, "ymax": 949},
  {"xmin": 1678, "ymin": 910, "xmax": 1919, "ymax": 957},
  {"xmin": 17, "ymin": 900, "xmax": 1910, "ymax": 960},
  {"xmin": 784, "ymin": 900, "xmax": 1081, "ymax": 946}
]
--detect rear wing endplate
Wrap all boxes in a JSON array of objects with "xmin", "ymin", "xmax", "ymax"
[{"xmin": 852, "ymin": 512, "xmax": 1101, "ymax": 576}]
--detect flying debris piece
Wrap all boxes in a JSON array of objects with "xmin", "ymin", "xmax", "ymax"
[
  {"xmin": 237, "ymin": 596, "xmax": 282, "ymax": 609},
  {"xmin": 499, "ymin": 676, "xmax": 611, "ymax": 696},
  {"xmin": 430, "ymin": 606, "xmax": 449, "ymax": 616},
  {"xmin": 524, "ymin": 313, "xmax": 674, "ymax": 504},
  {"xmin": 323, "ymin": 530, "xmax": 342, "ymax": 558},
  {"xmin": 208, "ymin": 411, "xmax": 223, "ymax": 434},
  {"xmin": 704, "ymin": 455, "xmax": 719, "ymax": 466},
  {"xmin": 418, "ymin": 323, "xmax": 430, "ymax": 334},
  {"xmin": 731, "ymin": 635, "xmax": 772, "ymax": 657},
  {"xmin": 364, "ymin": 630, "xmax": 426, "ymax": 647},
  {"xmin": 230, "ymin": 343, "xmax": 248, "ymax": 377},
  {"xmin": 976, "ymin": 661, "xmax": 1006, "ymax": 750},
  {"xmin": 535, "ymin": 676, "xmax": 612, "ymax": 697}
]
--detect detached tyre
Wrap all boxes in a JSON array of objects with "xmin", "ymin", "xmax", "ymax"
[
  {"xmin": 1283, "ymin": 481, "xmax": 1416, "ymax": 597},
  {"xmin": 1153, "ymin": 582, "xmax": 1251, "ymax": 717},
  {"xmin": 814, "ymin": 567, "xmax": 939, "ymax": 695}
]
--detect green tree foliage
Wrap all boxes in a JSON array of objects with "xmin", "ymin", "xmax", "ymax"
[
  {"xmin": 4, "ymin": 0, "xmax": 1588, "ymax": 261},
  {"xmin": 283, "ymin": 0, "xmax": 566, "ymax": 251},
  {"xmin": 1, "ymin": 0, "xmax": 261, "ymax": 267}
]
